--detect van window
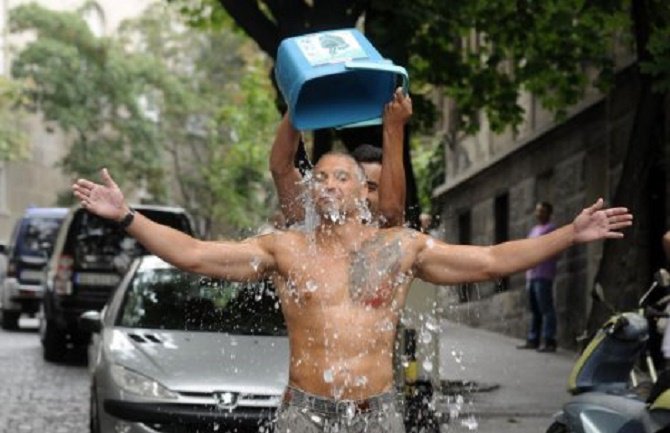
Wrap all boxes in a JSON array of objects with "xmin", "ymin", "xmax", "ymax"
[
  {"xmin": 16, "ymin": 217, "xmax": 62, "ymax": 257},
  {"xmin": 64, "ymin": 209, "xmax": 192, "ymax": 273}
]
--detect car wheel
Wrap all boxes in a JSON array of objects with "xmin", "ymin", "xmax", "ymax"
[
  {"xmin": 546, "ymin": 421, "xmax": 569, "ymax": 433},
  {"xmin": 1, "ymin": 309, "xmax": 19, "ymax": 330},
  {"xmin": 42, "ymin": 320, "xmax": 67, "ymax": 362},
  {"xmin": 90, "ymin": 384, "xmax": 100, "ymax": 433}
]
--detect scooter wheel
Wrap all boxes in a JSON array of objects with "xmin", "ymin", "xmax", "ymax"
[{"xmin": 546, "ymin": 421, "xmax": 569, "ymax": 433}]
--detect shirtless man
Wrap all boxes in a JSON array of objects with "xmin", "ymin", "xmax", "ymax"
[
  {"xmin": 72, "ymin": 155, "xmax": 632, "ymax": 433},
  {"xmin": 271, "ymin": 87, "xmax": 411, "ymax": 227}
]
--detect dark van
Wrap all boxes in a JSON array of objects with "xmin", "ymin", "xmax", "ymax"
[
  {"xmin": 1, "ymin": 207, "xmax": 68, "ymax": 330},
  {"xmin": 40, "ymin": 205, "xmax": 194, "ymax": 361}
]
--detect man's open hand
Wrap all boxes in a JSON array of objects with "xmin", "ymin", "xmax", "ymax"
[
  {"xmin": 573, "ymin": 198, "xmax": 633, "ymax": 244},
  {"xmin": 72, "ymin": 168, "xmax": 129, "ymax": 221}
]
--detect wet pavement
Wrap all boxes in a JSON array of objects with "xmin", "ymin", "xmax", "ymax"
[
  {"xmin": 0, "ymin": 318, "xmax": 573, "ymax": 433},
  {"xmin": 437, "ymin": 320, "xmax": 575, "ymax": 432}
]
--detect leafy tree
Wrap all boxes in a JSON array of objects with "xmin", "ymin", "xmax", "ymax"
[
  {"xmin": 9, "ymin": 3, "xmax": 170, "ymax": 200},
  {"xmin": 0, "ymin": 76, "xmax": 29, "ymax": 161},
  {"xmin": 10, "ymin": 3, "xmax": 278, "ymax": 237},
  {"xmin": 117, "ymin": 3, "xmax": 278, "ymax": 236}
]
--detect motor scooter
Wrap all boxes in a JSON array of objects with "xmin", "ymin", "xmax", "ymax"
[{"xmin": 547, "ymin": 270, "xmax": 670, "ymax": 433}]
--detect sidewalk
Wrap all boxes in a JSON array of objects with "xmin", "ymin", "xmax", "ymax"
[{"xmin": 436, "ymin": 321, "xmax": 576, "ymax": 432}]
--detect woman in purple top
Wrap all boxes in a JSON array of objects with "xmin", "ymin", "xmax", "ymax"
[{"xmin": 518, "ymin": 202, "xmax": 559, "ymax": 352}]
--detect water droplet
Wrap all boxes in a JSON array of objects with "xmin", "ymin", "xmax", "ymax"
[
  {"xmin": 451, "ymin": 349, "xmax": 463, "ymax": 364},
  {"xmin": 460, "ymin": 415, "xmax": 478, "ymax": 430},
  {"xmin": 425, "ymin": 318, "xmax": 439, "ymax": 332},
  {"xmin": 213, "ymin": 423, "xmax": 220, "ymax": 431},
  {"xmin": 323, "ymin": 369, "xmax": 334, "ymax": 383},
  {"xmin": 306, "ymin": 280, "xmax": 318, "ymax": 292},
  {"xmin": 426, "ymin": 238, "xmax": 435, "ymax": 248},
  {"xmin": 354, "ymin": 375, "xmax": 369, "ymax": 387},
  {"xmin": 420, "ymin": 328, "xmax": 432, "ymax": 344},
  {"xmin": 422, "ymin": 359, "xmax": 433, "ymax": 372},
  {"xmin": 249, "ymin": 256, "xmax": 261, "ymax": 272},
  {"xmin": 230, "ymin": 339, "xmax": 238, "ymax": 346},
  {"xmin": 378, "ymin": 319, "xmax": 394, "ymax": 332}
]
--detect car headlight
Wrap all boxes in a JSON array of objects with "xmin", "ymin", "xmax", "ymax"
[{"xmin": 110, "ymin": 364, "xmax": 177, "ymax": 399}]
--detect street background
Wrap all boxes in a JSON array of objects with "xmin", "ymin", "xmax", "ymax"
[{"xmin": 0, "ymin": 318, "xmax": 575, "ymax": 433}]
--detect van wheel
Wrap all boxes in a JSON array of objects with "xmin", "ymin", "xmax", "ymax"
[
  {"xmin": 43, "ymin": 320, "xmax": 66, "ymax": 362},
  {"xmin": 1, "ymin": 309, "xmax": 19, "ymax": 330},
  {"xmin": 546, "ymin": 421, "xmax": 569, "ymax": 433}
]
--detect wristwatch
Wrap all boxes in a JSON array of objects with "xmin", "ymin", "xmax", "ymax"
[{"xmin": 118, "ymin": 208, "xmax": 136, "ymax": 230}]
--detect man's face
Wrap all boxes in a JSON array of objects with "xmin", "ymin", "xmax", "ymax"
[
  {"xmin": 361, "ymin": 162, "xmax": 381, "ymax": 215},
  {"xmin": 312, "ymin": 154, "xmax": 367, "ymax": 218},
  {"xmin": 535, "ymin": 204, "xmax": 551, "ymax": 224}
]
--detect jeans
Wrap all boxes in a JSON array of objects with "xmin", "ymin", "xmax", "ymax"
[
  {"xmin": 274, "ymin": 388, "xmax": 405, "ymax": 433},
  {"xmin": 527, "ymin": 278, "xmax": 556, "ymax": 343}
]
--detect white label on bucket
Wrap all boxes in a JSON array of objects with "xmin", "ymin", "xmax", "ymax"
[{"xmin": 296, "ymin": 30, "xmax": 368, "ymax": 66}]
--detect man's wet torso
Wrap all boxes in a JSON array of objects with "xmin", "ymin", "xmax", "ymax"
[{"xmin": 268, "ymin": 225, "xmax": 419, "ymax": 400}]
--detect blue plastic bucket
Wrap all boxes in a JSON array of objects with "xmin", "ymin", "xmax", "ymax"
[{"xmin": 275, "ymin": 29, "xmax": 408, "ymax": 130}]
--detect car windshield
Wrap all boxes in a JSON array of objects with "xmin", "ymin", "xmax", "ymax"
[
  {"xmin": 18, "ymin": 217, "xmax": 61, "ymax": 256},
  {"xmin": 117, "ymin": 268, "xmax": 286, "ymax": 336}
]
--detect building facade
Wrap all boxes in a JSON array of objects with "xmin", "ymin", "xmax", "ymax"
[{"xmin": 432, "ymin": 63, "xmax": 669, "ymax": 349}]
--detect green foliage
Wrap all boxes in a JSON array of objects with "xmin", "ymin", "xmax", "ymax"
[
  {"xmin": 10, "ymin": 3, "xmax": 169, "ymax": 199},
  {"xmin": 118, "ymin": 3, "xmax": 277, "ymax": 236},
  {"xmin": 0, "ymin": 77, "xmax": 29, "ymax": 161},
  {"xmin": 411, "ymin": 136, "xmax": 444, "ymax": 212},
  {"xmin": 402, "ymin": 0, "xmax": 631, "ymax": 133},
  {"xmin": 640, "ymin": 1, "xmax": 670, "ymax": 93},
  {"xmin": 11, "ymin": 3, "xmax": 278, "ymax": 237}
]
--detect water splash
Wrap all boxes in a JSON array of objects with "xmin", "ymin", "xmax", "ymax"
[
  {"xmin": 451, "ymin": 349, "xmax": 464, "ymax": 364},
  {"xmin": 422, "ymin": 358, "xmax": 433, "ymax": 372},
  {"xmin": 305, "ymin": 280, "xmax": 318, "ymax": 293},
  {"xmin": 460, "ymin": 415, "xmax": 479, "ymax": 430},
  {"xmin": 419, "ymin": 328, "xmax": 433, "ymax": 344}
]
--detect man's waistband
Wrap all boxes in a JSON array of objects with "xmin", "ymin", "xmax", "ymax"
[{"xmin": 282, "ymin": 386, "xmax": 397, "ymax": 415}]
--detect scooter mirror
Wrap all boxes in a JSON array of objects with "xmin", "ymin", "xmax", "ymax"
[
  {"xmin": 654, "ymin": 268, "xmax": 670, "ymax": 287},
  {"xmin": 593, "ymin": 283, "xmax": 606, "ymax": 302}
]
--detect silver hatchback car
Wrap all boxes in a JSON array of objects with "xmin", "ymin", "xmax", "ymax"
[{"xmin": 82, "ymin": 255, "xmax": 289, "ymax": 433}]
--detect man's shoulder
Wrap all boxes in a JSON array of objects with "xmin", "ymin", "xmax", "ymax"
[{"xmin": 377, "ymin": 226, "xmax": 423, "ymax": 242}]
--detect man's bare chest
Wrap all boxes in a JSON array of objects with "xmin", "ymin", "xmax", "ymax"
[{"xmin": 273, "ymin": 234, "xmax": 414, "ymax": 309}]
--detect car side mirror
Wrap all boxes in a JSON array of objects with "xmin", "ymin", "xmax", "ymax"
[{"xmin": 80, "ymin": 311, "xmax": 102, "ymax": 334}]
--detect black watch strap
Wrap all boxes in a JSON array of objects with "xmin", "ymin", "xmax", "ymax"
[{"xmin": 118, "ymin": 208, "xmax": 136, "ymax": 229}]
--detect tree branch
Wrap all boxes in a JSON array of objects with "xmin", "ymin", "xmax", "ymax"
[{"xmin": 217, "ymin": 0, "xmax": 280, "ymax": 58}]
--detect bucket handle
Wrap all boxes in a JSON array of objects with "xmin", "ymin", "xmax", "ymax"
[{"xmin": 336, "ymin": 61, "xmax": 410, "ymax": 129}]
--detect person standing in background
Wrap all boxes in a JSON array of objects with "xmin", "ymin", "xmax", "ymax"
[{"xmin": 518, "ymin": 202, "xmax": 559, "ymax": 353}]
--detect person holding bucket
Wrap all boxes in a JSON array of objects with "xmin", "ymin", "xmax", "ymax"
[
  {"xmin": 270, "ymin": 87, "xmax": 412, "ymax": 228},
  {"xmin": 74, "ymin": 159, "xmax": 632, "ymax": 433}
]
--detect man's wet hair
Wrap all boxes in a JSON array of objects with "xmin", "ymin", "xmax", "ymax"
[
  {"xmin": 538, "ymin": 201, "xmax": 553, "ymax": 215},
  {"xmin": 316, "ymin": 151, "xmax": 367, "ymax": 184},
  {"xmin": 351, "ymin": 144, "xmax": 382, "ymax": 164}
]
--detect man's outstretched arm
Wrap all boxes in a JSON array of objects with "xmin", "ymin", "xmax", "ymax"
[
  {"xmin": 378, "ymin": 88, "xmax": 411, "ymax": 227},
  {"xmin": 72, "ymin": 169, "xmax": 276, "ymax": 281},
  {"xmin": 414, "ymin": 199, "xmax": 633, "ymax": 285},
  {"xmin": 269, "ymin": 113, "xmax": 305, "ymax": 226}
]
